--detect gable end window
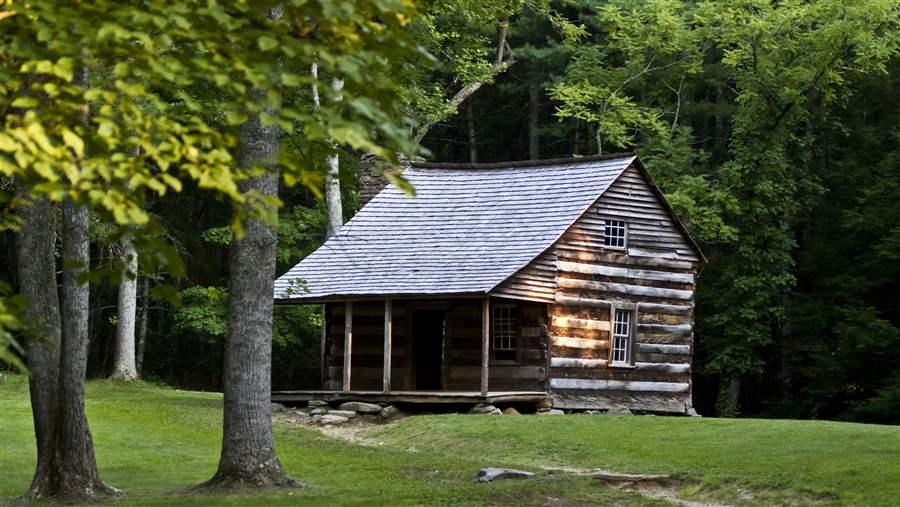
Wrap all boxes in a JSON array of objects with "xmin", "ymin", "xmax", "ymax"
[
  {"xmin": 492, "ymin": 304, "xmax": 517, "ymax": 361},
  {"xmin": 603, "ymin": 219, "xmax": 627, "ymax": 249},
  {"xmin": 611, "ymin": 308, "xmax": 633, "ymax": 365}
]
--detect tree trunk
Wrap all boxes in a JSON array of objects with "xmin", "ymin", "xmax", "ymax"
[
  {"xmin": 528, "ymin": 84, "xmax": 540, "ymax": 160},
  {"xmin": 324, "ymin": 78, "xmax": 344, "ymax": 239},
  {"xmin": 110, "ymin": 239, "xmax": 138, "ymax": 380},
  {"xmin": 135, "ymin": 276, "xmax": 149, "ymax": 377},
  {"xmin": 205, "ymin": 8, "xmax": 299, "ymax": 485},
  {"xmin": 58, "ymin": 198, "xmax": 115, "ymax": 497},
  {"xmin": 716, "ymin": 376, "xmax": 742, "ymax": 417},
  {"xmin": 466, "ymin": 100, "xmax": 478, "ymax": 163},
  {"xmin": 16, "ymin": 195, "xmax": 62, "ymax": 499},
  {"xmin": 325, "ymin": 153, "xmax": 342, "ymax": 238}
]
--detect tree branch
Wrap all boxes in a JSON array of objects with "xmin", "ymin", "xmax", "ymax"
[{"xmin": 412, "ymin": 19, "xmax": 515, "ymax": 146}]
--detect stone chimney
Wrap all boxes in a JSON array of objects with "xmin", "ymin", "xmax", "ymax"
[
  {"xmin": 359, "ymin": 154, "xmax": 411, "ymax": 207},
  {"xmin": 358, "ymin": 153, "xmax": 389, "ymax": 207}
]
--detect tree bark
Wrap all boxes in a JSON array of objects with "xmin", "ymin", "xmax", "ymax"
[
  {"xmin": 466, "ymin": 100, "xmax": 478, "ymax": 163},
  {"xmin": 324, "ymin": 77, "xmax": 345, "ymax": 239},
  {"xmin": 205, "ymin": 7, "xmax": 299, "ymax": 487},
  {"xmin": 528, "ymin": 84, "xmax": 540, "ymax": 160},
  {"xmin": 717, "ymin": 376, "xmax": 742, "ymax": 417},
  {"xmin": 16, "ymin": 195, "xmax": 62, "ymax": 499},
  {"xmin": 110, "ymin": 239, "xmax": 138, "ymax": 380},
  {"xmin": 135, "ymin": 276, "xmax": 149, "ymax": 377},
  {"xmin": 411, "ymin": 20, "xmax": 514, "ymax": 146},
  {"xmin": 58, "ymin": 198, "xmax": 115, "ymax": 497}
]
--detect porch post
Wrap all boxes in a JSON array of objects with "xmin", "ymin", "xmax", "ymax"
[
  {"xmin": 481, "ymin": 297, "xmax": 490, "ymax": 395},
  {"xmin": 320, "ymin": 304, "xmax": 327, "ymax": 387},
  {"xmin": 342, "ymin": 301, "xmax": 353, "ymax": 392},
  {"xmin": 383, "ymin": 299, "xmax": 392, "ymax": 393}
]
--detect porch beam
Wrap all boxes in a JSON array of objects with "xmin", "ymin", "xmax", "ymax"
[
  {"xmin": 383, "ymin": 299, "xmax": 392, "ymax": 393},
  {"xmin": 481, "ymin": 297, "xmax": 490, "ymax": 395},
  {"xmin": 342, "ymin": 301, "xmax": 353, "ymax": 392}
]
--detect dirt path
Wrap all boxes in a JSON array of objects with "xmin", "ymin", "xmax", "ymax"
[{"xmin": 284, "ymin": 416, "xmax": 737, "ymax": 507}]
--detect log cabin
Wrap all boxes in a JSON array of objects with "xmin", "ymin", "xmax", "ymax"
[{"xmin": 273, "ymin": 153, "xmax": 705, "ymax": 413}]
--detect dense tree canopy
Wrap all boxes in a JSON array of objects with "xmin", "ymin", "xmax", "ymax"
[{"xmin": 2, "ymin": 0, "xmax": 899, "ymax": 439}]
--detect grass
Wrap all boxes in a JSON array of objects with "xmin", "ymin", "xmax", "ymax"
[
  {"xmin": 370, "ymin": 413, "xmax": 900, "ymax": 505},
  {"xmin": 0, "ymin": 374, "xmax": 897, "ymax": 506}
]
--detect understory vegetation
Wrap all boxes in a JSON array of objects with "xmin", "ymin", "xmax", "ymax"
[{"xmin": 1, "ymin": 376, "xmax": 897, "ymax": 506}]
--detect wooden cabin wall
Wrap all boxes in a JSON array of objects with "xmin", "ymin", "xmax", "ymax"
[
  {"xmin": 490, "ymin": 163, "xmax": 700, "ymax": 412},
  {"xmin": 324, "ymin": 301, "xmax": 410, "ymax": 391},
  {"xmin": 548, "ymin": 165, "xmax": 698, "ymax": 413},
  {"xmin": 440, "ymin": 299, "xmax": 547, "ymax": 392}
]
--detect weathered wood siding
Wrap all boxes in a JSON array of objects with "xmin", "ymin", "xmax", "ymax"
[
  {"xmin": 492, "ymin": 163, "xmax": 700, "ymax": 413},
  {"xmin": 325, "ymin": 301, "xmax": 410, "ymax": 391},
  {"xmin": 492, "ymin": 253, "xmax": 557, "ymax": 303},
  {"xmin": 323, "ymin": 299, "xmax": 547, "ymax": 392}
]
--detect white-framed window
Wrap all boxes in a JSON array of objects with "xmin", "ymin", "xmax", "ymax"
[
  {"xmin": 604, "ymin": 219, "xmax": 627, "ymax": 249},
  {"xmin": 492, "ymin": 304, "xmax": 516, "ymax": 351},
  {"xmin": 611, "ymin": 308, "xmax": 632, "ymax": 365}
]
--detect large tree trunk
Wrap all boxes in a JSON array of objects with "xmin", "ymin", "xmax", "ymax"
[
  {"xmin": 58, "ymin": 199, "xmax": 115, "ymax": 497},
  {"xmin": 322, "ymin": 76, "xmax": 344, "ymax": 239},
  {"xmin": 110, "ymin": 239, "xmax": 138, "ymax": 380},
  {"xmin": 15, "ymin": 194, "xmax": 115, "ymax": 500},
  {"xmin": 205, "ymin": 11, "xmax": 298, "ymax": 484},
  {"xmin": 16, "ymin": 195, "xmax": 62, "ymax": 499},
  {"xmin": 206, "ymin": 108, "xmax": 297, "ymax": 488},
  {"xmin": 466, "ymin": 101, "xmax": 478, "ymax": 163}
]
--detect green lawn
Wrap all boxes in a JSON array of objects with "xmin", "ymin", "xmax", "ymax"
[{"xmin": 1, "ymin": 374, "xmax": 897, "ymax": 506}]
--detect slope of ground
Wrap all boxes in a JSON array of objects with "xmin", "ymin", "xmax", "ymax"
[{"xmin": 1, "ymin": 375, "xmax": 897, "ymax": 506}]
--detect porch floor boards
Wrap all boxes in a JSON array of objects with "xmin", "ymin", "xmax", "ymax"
[{"xmin": 271, "ymin": 390, "xmax": 550, "ymax": 405}]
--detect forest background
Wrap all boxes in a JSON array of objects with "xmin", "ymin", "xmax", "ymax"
[{"xmin": 2, "ymin": 0, "xmax": 899, "ymax": 424}]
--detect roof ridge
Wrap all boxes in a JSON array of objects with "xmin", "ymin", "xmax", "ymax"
[{"xmin": 409, "ymin": 152, "xmax": 635, "ymax": 170}]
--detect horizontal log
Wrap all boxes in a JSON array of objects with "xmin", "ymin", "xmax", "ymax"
[
  {"xmin": 549, "ymin": 378, "xmax": 690, "ymax": 393},
  {"xmin": 551, "ymin": 316, "xmax": 610, "ymax": 331},
  {"xmin": 550, "ymin": 357, "xmax": 608, "ymax": 368},
  {"xmin": 521, "ymin": 326, "xmax": 544, "ymax": 338},
  {"xmin": 636, "ymin": 302, "xmax": 692, "ymax": 316},
  {"xmin": 557, "ymin": 261, "xmax": 694, "ymax": 284},
  {"xmin": 638, "ymin": 323, "xmax": 693, "ymax": 336},
  {"xmin": 550, "ymin": 367, "xmax": 690, "ymax": 384},
  {"xmin": 551, "ymin": 336, "xmax": 609, "ymax": 350},
  {"xmin": 450, "ymin": 366, "xmax": 545, "ymax": 381},
  {"xmin": 558, "ymin": 277, "xmax": 693, "ymax": 301},
  {"xmin": 551, "ymin": 390, "xmax": 689, "ymax": 413},
  {"xmin": 550, "ymin": 345, "xmax": 609, "ymax": 361},
  {"xmin": 635, "ymin": 362, "xmax": 691, "ymax": 374},
  {"xmin": 637, "ymin": 343, "xmax": 691, "ymax": 355},
  {"xmin": 554, "ymin": 294, "xmax": 634, "ymax": 311},
  {"xmin": 449, "ymin": 349, "xmax": 544, "ymax": 362},
  {"xmin": 555, "ymin": 248, "xmax": 695, "ymax": 271}
]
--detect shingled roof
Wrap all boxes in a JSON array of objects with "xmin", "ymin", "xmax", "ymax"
[{"xmin": 274, "ymin": 154, "xmax": 639, "ymax": 302}]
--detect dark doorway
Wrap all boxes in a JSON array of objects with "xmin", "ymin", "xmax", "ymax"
[{"xmin": 412, "ymin": 309, "xmax": 445, "ymax": 390}]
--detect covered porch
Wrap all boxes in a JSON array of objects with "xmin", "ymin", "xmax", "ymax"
[
  {"xmin": 272, "ymin": 297, "xmax": 549, "ymax": 404},
  {"xmin": 270, "ymin": 390, "xmax": 550, "ymax": 406}
]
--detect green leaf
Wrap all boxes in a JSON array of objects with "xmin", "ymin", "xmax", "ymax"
[
  {"xmin": 257, "ymin": 35, "xmax": 278, "ymax": 52},
  {"xmin": 11, "ymin": 97, "xmax": 38, "ymax": 108},
  {"xmin": 61, "ymin": 129, "xmax": 84, "ymax": 158}
]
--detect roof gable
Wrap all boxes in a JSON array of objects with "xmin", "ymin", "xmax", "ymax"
[{"xmin": 274, "ymin": 154, "xmax": 638, "ymax": 301}]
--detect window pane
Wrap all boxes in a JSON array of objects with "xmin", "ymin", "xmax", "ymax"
[
  {"xmin": 612, "ymin": 309, "xmax": 632, "ymax": 364},
  {"xmin": 604, "ymin": 219, "xmax": 627, "ymax": 248},
  {"xmin": 493, "ymin": 305, "xmax": 516, "ymax": 351}
]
